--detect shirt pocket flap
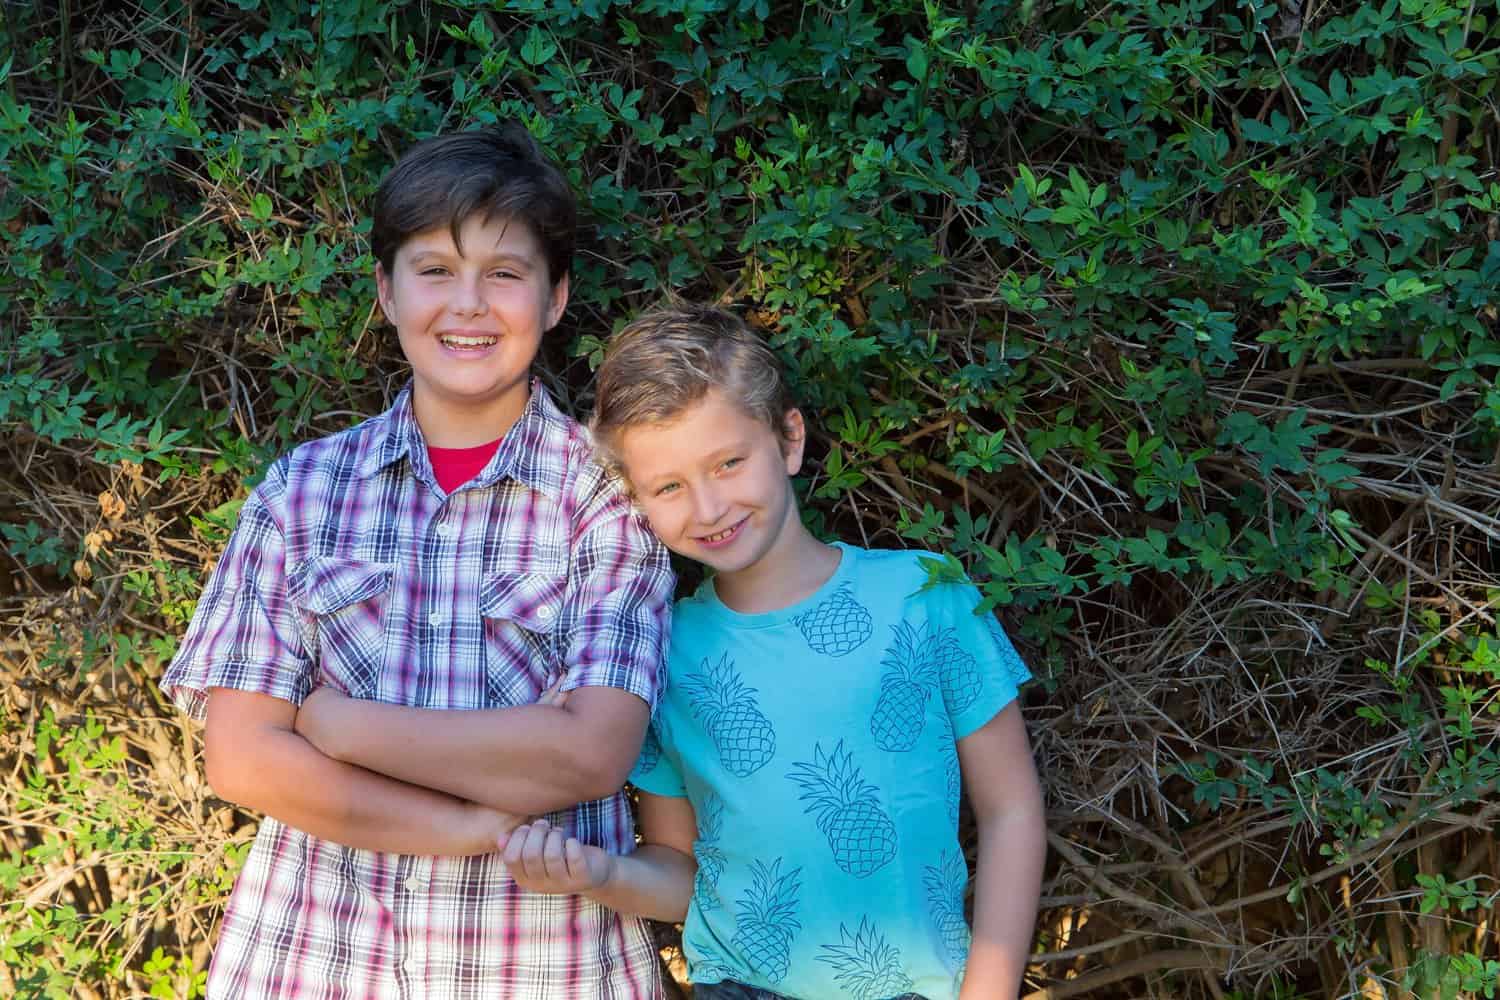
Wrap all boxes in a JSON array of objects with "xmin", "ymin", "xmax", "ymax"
[
  {"xmin": 480, "ymin": 571, "xmax": 567, "ymax": 635},
  {"xmin": 289, "ymin": 557, "xmax": 394, "ymax": 615}
]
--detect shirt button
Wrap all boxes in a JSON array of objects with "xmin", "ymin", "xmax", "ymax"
[
  {"xmin": 401, "ymin": 955, "xmax": 419, "ymax": 974},
  {"xmin": 537, "ymin": 604, "xmax": 556, "ymax": 621},
  {"xmin": 428, "ymin": 611, "xmax": 443, "ymax": 627},
  {"xmin": 404, "ymin": 875, "xmax": 423, "ymax": 892},
  {"xmin": 436, "ymin": 522, "xmax": 454, "ymax": 538}
]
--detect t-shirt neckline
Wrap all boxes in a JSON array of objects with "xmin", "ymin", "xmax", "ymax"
[{"xmin": 695, "ymin": 541, "xmax": 857, "ymax": 628}]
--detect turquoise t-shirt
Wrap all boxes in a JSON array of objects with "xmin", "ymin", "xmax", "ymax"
[{"xmin": 630, "ymin": 543, "xmax": 1032, "ymax": 1000}]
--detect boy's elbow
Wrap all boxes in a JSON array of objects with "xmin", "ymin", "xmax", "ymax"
[
  {"xmin": 581, "ymin": 752, "xmax": 635, "ymax": 802},
  {"xmin": 559, "ymin": 745, "xmax": 633, "ymax": 804},
  {"xmin": 538, "ymin": 741, "xmax": 634, "ymax": 809},
  {"xmin": 203, "ymin": 734, "xmax": 250, "ymax": 806}
]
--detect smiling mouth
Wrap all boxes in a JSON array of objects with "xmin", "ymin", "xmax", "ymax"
[
  {"xmin": 439, "ymin": 334, "xmax": 498, "ymax": 350},
  {"xmin": 697, "ymin": 517, "xmax": 748, "ymax": 545}
]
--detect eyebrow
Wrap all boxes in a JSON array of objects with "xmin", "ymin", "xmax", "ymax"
[
  {"xmin": 407, "ymin": 249, "xmax": 537, "ymax": 267},
  {"xmin": 637, "ymin": 442, "xmax": 751, "ymax": 484}
]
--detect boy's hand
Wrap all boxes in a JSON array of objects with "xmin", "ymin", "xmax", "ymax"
[
  {"xmin": 466, "ymin": 803, "xmax": 531, "ymax": 856},
  {"xmin": 294, "ymin": 685, "xmax": 350, "ymax": 758},
  {"xmin": 499, "ymin": 819, "xmax": 614, "ymax": 894},
  {"xmin": 536, "ymin": 673, "xmax": 570, "ymax": 709}
]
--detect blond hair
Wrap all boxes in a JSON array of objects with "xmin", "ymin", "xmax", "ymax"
[{"xmin": 590, "ymin": 305, "xmax": 797, "ymax": 479}]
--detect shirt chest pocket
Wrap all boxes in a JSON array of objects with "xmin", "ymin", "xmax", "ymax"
[
  {"xmin": 479, "ymin": 571, "xmax": 567, "ymax": 708},
  {"xmin": 288, "ymin": 557, "xmax": 394, "ymax": 700}
]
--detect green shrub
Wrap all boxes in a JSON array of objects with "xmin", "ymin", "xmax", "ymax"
[{"xmin": 2, "ymin": 0, "xmax": 1497, "ymax": 996}]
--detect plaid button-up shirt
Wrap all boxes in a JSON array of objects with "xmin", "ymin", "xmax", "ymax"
[{"xmin": 164, "ymin": 383, "xmax": 672, "ymax": 1000}]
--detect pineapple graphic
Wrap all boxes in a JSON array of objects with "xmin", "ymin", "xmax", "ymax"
[
  {"xmin": 732, "ymin": 858, "xmax": 802, "ymax": 984},
  {"xmin": 817, "ymin": 917, "xmax": 914, "ymax": 999},
  {"xmin": 937, "ymin": 710, "xmax": 960, "ymax": 830},
  {"xmin": 682, "ymin": 653, "xmax": 776, "ymax": 777},
  {"xmin": 935, "ymin": 627, "xmax": 982, "ymax": 715},
  {"xmin": 787, "ymin": 740, "xmax": 898, "ymax": 878},
  {"xmin": 988, "ymin": 617, "xmax": 1031, "ymax": 686},
  {"xmin": 693, "ymin": 791, "xmax": 726, "ymax": 910},
  {"xmin": 791, "ymin": 582, "xmax": 873, "ymax": 656},
  {"xmin": 636, "ymin": 721, "xmax": 662, "ymax": 776},
  {"xmin": 688, "ymin": 940, "xmax": 737, "ymax": 984},
  {"xmin": 869, "ymin": 621, "xmax": 939, "ymax": 751},
  {"xmin": 924, "ymin": 850, "xmax": 972, "ymax": 962}
]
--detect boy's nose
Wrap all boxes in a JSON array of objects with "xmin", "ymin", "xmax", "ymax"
[
  {"xmin": 450, "ymin": 276, "xmax": 487, "ymax": 315},
  {"xmin": 692, "ymin": 485, "xmax": 729, "ymax": 527}
]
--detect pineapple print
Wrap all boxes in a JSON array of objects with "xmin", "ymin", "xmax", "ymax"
[
  {"xmin": 636, "ymin": 721, "xmax": 662, "ymax": 776},
  {"xmin": 924, "ymin": 850, "xmax": 972, "ymax": 962},
  {"xmin": 693, "ymin": 791, "xmax": 726, "ymax": 910},
  {"xmin": 688, "ymin": 940, "xmax": 737, "ymax": 984},
  {"xmin": 869, "ymin": 621, "xmax": 939, "ymax": 751},
  {"xmin": 683, "ymin": 653, "xmax": 776, "ymax": 777},
  {"xmin": 787, "ymin": 740, "xmax": 898, "ymax": 878},
  {"xmin": 817, "ymin": 917, "xmax": 914, "ymax": 999},
  {"xmin": 937, "ymin": 710, "xmax": 960, "ymax": 830},
  {"xmin": 935, "ymin": 627, "xmax": 982, "ymax": 715},
  {"xmin": 988, "ymin": 617, "xmax": 1031, "ymax": 686},
  {"xmin": 732, "ymin": 858, "xmax": 802, "ymax": 984},
  {"xmin": 791, "ymin": 582, "xmax": 872, "ymax": 656}
]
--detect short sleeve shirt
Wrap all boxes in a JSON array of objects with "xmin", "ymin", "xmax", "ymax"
[
  {"xmin": 162, "ymin": 383, "xmax": 673, "ymax": 1000},
  {"xmin": 630, "ymin": 543, "xmax": 1031, "ymax": 1000}
]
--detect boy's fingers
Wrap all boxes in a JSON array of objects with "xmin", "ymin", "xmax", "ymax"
[
  {"xmin": 506, "ymin": 820, "xmax": 548, "ymax": 878},
  {"xmin": 542, "ymin": 828, "xmax": 567, "ymax": 879},
  {"xmin": 536, "ymin": 674, "xmax": 569, "ymax": 707},
  {"xmin": 564, "ymin": 837, "xmax": 588, "ymax": 883}
]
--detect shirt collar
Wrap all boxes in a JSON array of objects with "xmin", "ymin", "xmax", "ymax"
[{"xmin": 355, "ymin": 380, "xmax": 570, "ymax": 501}]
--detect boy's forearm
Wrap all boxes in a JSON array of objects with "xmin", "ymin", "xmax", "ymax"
[
  {"xmin": 307, "ymin": 692, "xmax": 642, "ymax": 815},
  {"xmin": 208, "ymin": 700, "xmax": 511, "ymax": 856},
  {"xmin": 963, "ymin": 804, "xmax": 1047, "ymax": 998},
  {"xmin": 585, "ymin": 844, "xmax": 696, "ymax": 922}
]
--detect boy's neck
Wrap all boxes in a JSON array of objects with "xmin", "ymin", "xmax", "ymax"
[
  {"xmin": 713, "ymin": 519, "xmax": 841, "ymax": 616},
  {"xmin": 410, "ymin": 380, "xmax": 531, "ymax": 448}
]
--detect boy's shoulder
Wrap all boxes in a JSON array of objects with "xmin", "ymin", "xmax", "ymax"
[
  {"xmin": 667, "ymin": 544, "xmax": 960, "ymax": 626},
  {"xmin": 260, "ymin": 387, "xmax": 628, "ymax": 517},
  {"xmin": 843, "ymin": 543, "xmax": 957, "ymax": 593},
  {"xmin": 256, "ymin": 400, "xmax": 403, "ymax": 497}
]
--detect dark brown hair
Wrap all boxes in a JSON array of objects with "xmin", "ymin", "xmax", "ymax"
[{"xmin": 370, "ymin": 122, "xmax": 576, "ymax": 285}]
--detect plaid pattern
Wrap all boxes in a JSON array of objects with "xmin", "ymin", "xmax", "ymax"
[{"xmin": 164, "ymin": 382, "xmax": 673, "ymax": 999}]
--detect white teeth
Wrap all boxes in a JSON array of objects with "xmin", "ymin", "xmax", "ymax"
[
  {"xmin": 703, "ymin": 525, "xmax": 736, "ymax": 542},
  {"xmin": 440, "ymin": 334, "xmax": 497, "ymax": 348}
]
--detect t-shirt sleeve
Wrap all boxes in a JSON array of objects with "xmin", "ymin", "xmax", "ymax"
[
  {"xmin": 628, "ymin": 713, "xmax": 688, "ymax": 797},
  {"xmin": 160, "ymin": 467, "xmax": 312, "ymax": 721},
  {"xmin": 560, "ymin": 503, "xmax": 674, "ymax": 710},
  {"xmin": 927, "ymin": 575, "xmax": 1033, "ymax": 740}
]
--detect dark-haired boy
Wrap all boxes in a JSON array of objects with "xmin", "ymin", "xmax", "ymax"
[{"xmin": 163, "ymin": 123, "xmax": 672, "ymax": 999}]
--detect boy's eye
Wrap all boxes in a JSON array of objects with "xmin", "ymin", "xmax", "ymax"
[
  {"xmin": 654, "ymin": 482, "xmax": 680, "ymax": 497},
  {"xmin": 721, "ymin": 457, "xmax": 743, "ymax": 471},
  {"xmin": 419, "ymin": 267, "xmax": 449, "ymax": 277},
  {"xmin": 490, "ymin": 270, "xmax": 518, "ymax": 280}
]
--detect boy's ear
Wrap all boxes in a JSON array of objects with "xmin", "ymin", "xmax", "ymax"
[
  {"xmin": 545, "ymin": 273, "xmax": 570, "ymax": 331},
  {"xmin": 374, "ymin": 262, "xmax": 393, "ymax": 322},
  {"xmin": 781, "ymin": 408, "xmax": 806, "ymax": 475}
]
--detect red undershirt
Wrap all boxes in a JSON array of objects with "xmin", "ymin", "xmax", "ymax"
[{"xmin": 428, "ymin": 438, "xmax": 504, "ymax": 493}]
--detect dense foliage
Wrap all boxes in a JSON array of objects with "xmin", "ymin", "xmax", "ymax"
[{"xmin": 2, "ymin": 0, "xmax": 1498, "ymax": 996}]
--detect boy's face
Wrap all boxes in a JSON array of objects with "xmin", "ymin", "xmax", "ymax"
[
  {"xmin": 617, "ymin": 389, "xmax": 805, "ymax": 578},
  {"xmin": 376, "ymin": 214, "xmax": 568, "ymax": 442}
]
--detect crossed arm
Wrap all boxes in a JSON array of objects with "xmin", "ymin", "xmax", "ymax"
[
  {"xmin": 204, "ymin": 687, "xmax": 519, "ymax": 856},
  {"xmin": 291, "ymin": 683, "xmax": 650, "ymax": 815},
  {"xmin": 204, "ymin": 680, "xmax": 649, "ymax": 855}
]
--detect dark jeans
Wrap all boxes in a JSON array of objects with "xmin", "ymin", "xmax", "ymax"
[{"xmin": 693, "ymin": 982, "xmax": 924, "ymax": 1000}]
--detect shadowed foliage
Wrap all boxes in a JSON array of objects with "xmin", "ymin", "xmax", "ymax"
[{"xmin": 2, "ymin": 1, "xmax": 1498, "ymax": 997}]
